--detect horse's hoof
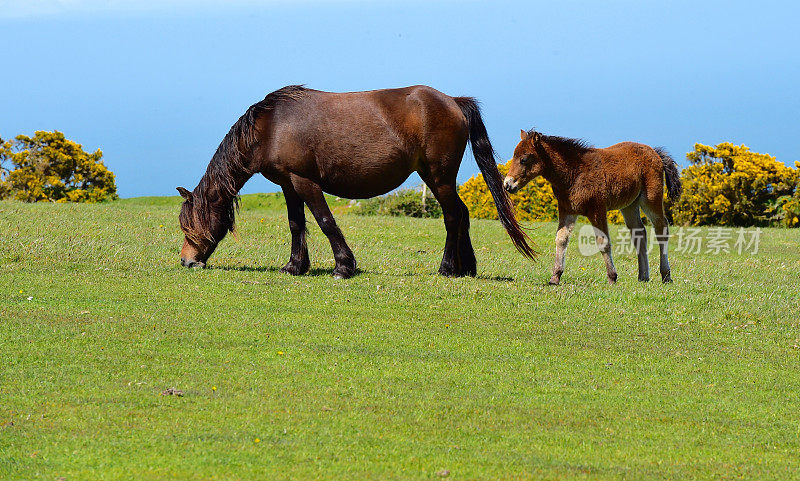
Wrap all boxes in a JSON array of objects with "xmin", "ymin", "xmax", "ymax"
[
  {"xmin": 280, "ymin": 261, "xmax": 309, "ymax": 276},
  {"xmin": 437, "ymin": 260, "xmax": 458, "ymax": 276},
  {"xmin": 662, "ymin": 276, "xmax": 673, "ymax": 283},
  {"xmin": 548, "ymin": 276, "xmax": 561, "ymax": 285},
  {"xmin": 332, "ymin": 266, "xmax": 356, "ymax": 279},
  {"xmin": 440, "ymin": 271, "xmax": 470, "ymax": 278},
  {"xmin": 638, "ymin": 277, "xmax": 650, "ymax": 282},
  {"xmin": 438, "ymin": 267, "xmax": 459, "ymax": 277}
]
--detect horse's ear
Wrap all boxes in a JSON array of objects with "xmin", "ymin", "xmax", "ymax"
[
  {"xmin": 177, "ymin": 187, "xmax": 192, "ymax": 202},
  {"xmin": 520, "ymin": 129, "xmax": 528, "ymax": 141}
]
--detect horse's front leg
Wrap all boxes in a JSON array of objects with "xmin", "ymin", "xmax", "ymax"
[
  {"xmin": 279, "ymin": 185, "xmax": 310, "ymax": 275},
  {"xmin": 550, "ymin": 212, "xmax": 577, "ymax": 285},
  {"xmin": 290, "ymin": 175, "xmax": 357, "ymax": 279}
]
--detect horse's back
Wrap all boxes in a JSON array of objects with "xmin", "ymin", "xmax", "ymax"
[
  {"xmin": 595, "ymin": 142, "xmax": 663, "ymax": 209},
  {"xmin": 271, "ymin": 85, "xmax": 463, "ymax": 148},
  {"xmin": 261, "ymin": 85, "xmax": 467, "ymax": 198},
  {"xmin": 599, "ymin": 142, "xmax": 663, "ymax": 172}
]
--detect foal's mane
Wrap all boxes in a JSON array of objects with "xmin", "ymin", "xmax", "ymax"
[
  {"xmin": 182, "ymin": 85, "xmax": 308, "ymax": 243},
  {"xmin": 528, "ymin": 129, "xmax": 593, "ymax": 158}
]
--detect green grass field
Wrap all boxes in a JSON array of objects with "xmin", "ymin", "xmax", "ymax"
[{"xmin": 2, "ymin": 194, "xmax": 799, "ymax": 480}]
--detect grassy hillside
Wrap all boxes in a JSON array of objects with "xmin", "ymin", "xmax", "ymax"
[{"xmin": 1, "ymin": 195, "xmax": 799, "ymax": 480}]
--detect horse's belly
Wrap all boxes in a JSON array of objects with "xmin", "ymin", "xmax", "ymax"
[
  {"xmin": 605, "ymin": 181, "xmax": 642, "ymax": 210},
  {"xmin": 318, "ymin": 157, "xmax": 417, "ymax": 199}
]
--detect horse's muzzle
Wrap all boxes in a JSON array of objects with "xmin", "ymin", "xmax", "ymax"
[
  {"xmin": 503, "ymin": 176, "xmax": 520, "ymax": 193},
  {"xmin": 181, "ymin": 258, "xmax": 206, "ymax": 269}
]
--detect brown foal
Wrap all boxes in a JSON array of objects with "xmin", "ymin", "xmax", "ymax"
[
  {"xmin": 504, "ymin": 129, "xmax": 682, "ymax": 284},
  {"xmin": 177, "ymin": 86, "xmax": 534, "ymax": 278}
]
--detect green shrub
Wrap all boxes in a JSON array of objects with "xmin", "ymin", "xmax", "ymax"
[{"xmin": 352, "ymin": 188, "xmax": 442, "ymax": 218}]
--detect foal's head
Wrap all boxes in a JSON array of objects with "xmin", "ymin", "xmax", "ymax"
[
  {"xmin": 176, "ymin": 186, "xmax": 233, "ymax": 268},
  {"xmin": 504, "ymin": 130, "xmax": 546, "ymax": 194}
]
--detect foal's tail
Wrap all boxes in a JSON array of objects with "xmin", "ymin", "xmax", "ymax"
[
  {"xmin": 454, "ymin": 97, "xmax": 536, "ymax": 260},
  {"xmin": 655, "ymin": 147, "xmax": 682, "ymax": 201}
]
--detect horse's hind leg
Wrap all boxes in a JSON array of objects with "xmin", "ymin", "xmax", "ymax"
[
  {"xmin": 641, "ymin": 196, "xmax": 672, "ymax": 283},
  {"xmin": 290, "ymin": 175, "xmax": 357, "ymax": 279},
  {"xmin": 620, "ymin": 204, "xmax": 649, "ymax": 281},
  {"xmin": 587, "ymin": 209, "xmax": 618, "ymax": 284},
  {"xmin": 455, "ymin": 196, "xmax": 477, "ymax": 276},
  {"xmin": 550, "ymin": 212, "xmax": 576, "ymax": 285},
  {"xmin": 423, "ymin": 179, "xmax": 475, "ymax": 277},
  {"xmin": 279, "ymin": 185, "xmax": 310, "ymax": 275}
]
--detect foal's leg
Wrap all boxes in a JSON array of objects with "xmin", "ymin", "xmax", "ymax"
[
  {"xmin": 587, "ymin": 210, "xmax": 617, "ymax": 284},
  {"xmin": 641, "ymin": 199, "xmax": 672, "ymax": 283},
  {"xmin": 620, "ymin": 204, "xmax": 649, "ymax": 282},
  {"xmin": 279, "ymin": 185, "xmax": 310, "ymax": 275},
  {"xmin": 425, "ymin": 181, "xmax": 475, "ymax": 277},
  {"xmin": 549, "ymin": 213, "xmax": 577, "ymax": 285},
  {"xmin": 290, "ymin": 175, "xmax": 357, "ymax": 279}
]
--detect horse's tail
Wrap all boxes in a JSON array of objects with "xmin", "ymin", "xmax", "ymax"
[
  {"xmin": 454, "ymin": 97, "xmax": 536, "ymax": 260},
  {"xmin": 654, "ymin": 147, "xmax": 682, "ymax": 201}
]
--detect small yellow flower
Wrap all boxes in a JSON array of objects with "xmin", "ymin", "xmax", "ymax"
[
  {"xmin": 19, "ymin": 290, "xmax": 23, "ymax": 294},
  {"xmin": 445, "ymin": 324, "xmax": 450, "ymax": 328},
  {"xmin": 254, "ymin": 438, "xmax": 261, "ymax": 443},
  {"xmin": 212, "ymin": 386, "xmax": 217, "ymax": 392},
  {"xmin": 277, "ymin": 351, "xmax": 285, "ymax": 356},
  {"xmin": 159, "ymin": 224, "xmax": 163, "ymax": 228},
  {"xmin": 259, "ymin": 218, "xmax": 264, "ymax": 223}
]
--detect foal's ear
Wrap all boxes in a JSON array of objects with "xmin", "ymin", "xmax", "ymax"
[
  {"xmin": 520, "ymin": 129, "xmax": 528, "ymax": 141},
  {"xmin": 176, "ymin": 187, "xmax": 193, "ymax": 202}
]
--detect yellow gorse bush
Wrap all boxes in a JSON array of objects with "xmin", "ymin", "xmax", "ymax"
[
  {"xmin": 671, "ymin": 143, "xmax": 799, "ymax": 227},
  {"xmin": 459, "ymin": 162, "xmax": 625, "ymax": 223},
  {"xmin": 0, "ymin": 131, "xmax": 117, "ymax": 203},
  {"xmin": 459, "ymin": 163, "xmax": 557, "ymax": 222}
]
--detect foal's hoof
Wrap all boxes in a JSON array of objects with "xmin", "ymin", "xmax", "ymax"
[
  {"xmin": 548, "ymin": 277, "xmax": 561, "ymax": 286},
  {"xmin": 662, "ymin": 275, "xmax": 673, "ymax": 284}
]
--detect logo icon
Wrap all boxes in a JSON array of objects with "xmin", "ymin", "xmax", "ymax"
[{"xmin": 577, "ymin": 224, "xmax": 603, "ymax": 256}]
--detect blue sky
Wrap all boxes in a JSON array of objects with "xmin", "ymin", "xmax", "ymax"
[{"xmin": 1, "ymin": 0, "xmax": 798, "ymax": 197}]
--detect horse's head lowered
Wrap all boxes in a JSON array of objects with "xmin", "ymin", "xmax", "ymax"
[
  {"xmin": 176, "ymin": 186, "xmax": 232, "ymax": 268},
  {"xmin": 504, "ymin": 129, "xmax": 546, "ymax": 194}
]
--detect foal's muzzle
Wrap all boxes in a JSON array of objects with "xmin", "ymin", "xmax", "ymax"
[
  {"xmin": 503, "ymin": 176, "xmax": 520, "ymax": 193},
  {"xmin": 181, "ymin": 257, "xmax": 206, "ymax": 269}
]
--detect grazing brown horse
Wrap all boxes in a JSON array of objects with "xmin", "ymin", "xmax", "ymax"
[
  {"xmin": 504, "ymin": 129, "xmax": 682, "ymax": 284},
  {"xmin": 177, "ymin": 85, "xmax": 534, "ymax": 278}
]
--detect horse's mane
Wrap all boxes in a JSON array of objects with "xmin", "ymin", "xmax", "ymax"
[
  {"xmin": 182, "ymin": 85, "xmax": 308, "ymax": 244},
  {"xmin": 527, "ymin": 129, "xmax": 593, "ymax": 157}
]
